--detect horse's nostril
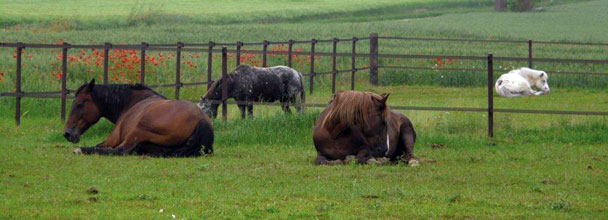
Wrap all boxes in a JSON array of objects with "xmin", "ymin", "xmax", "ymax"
[{"xmin": 64, "ymin": 132, "xmax": 71, "ymax": 139}]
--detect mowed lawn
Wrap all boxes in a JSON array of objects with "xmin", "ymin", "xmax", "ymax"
[{"xmin": 1, "ymin": 0, "xmax": 608, "ymax": 218}]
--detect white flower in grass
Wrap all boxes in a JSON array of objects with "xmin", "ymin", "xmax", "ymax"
[{"xmin": 159, "ymin": 209, "xmax": 164, "ymax": 213}]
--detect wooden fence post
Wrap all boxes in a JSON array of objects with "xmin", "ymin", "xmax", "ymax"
[
  {"xmin": 487, "ymin": 53, "xmax": 494, "ymax": 138},
  {"xmin": 369, "ymin": 33, "xmax": 379, "ymax": 85},
  {"xmin": 61, "ymin": 42, "xmax": 69, "ymax": 122},
  {"xmin": 528, "ymin": 40, "xmax": 533, "ymax": 68},
  {"xmin": 207, "ymin": 41, "xmax": 214, "ymax": 91},
  {"xmin": 351, "ymin": 37, "xmax": 357, "ymax": 90},
  {"xmin": 331, "ymin": 38, "xmax": 338, "ymax": 94},
  {"xmin": 221, "ymin": 47, "xmax": 228, "ymax": 121},
  {"xmin": 236, "ymin": 41, "xmax": 242, "ymax": 67},
  {"xmin": 263, "ymin": 40, "xmax": 269, "ymax": 67},
  {"xmin": 309, "ymin": 39, "xmax": 316, "ymax": 94},
  {"xmin": 103, "ymin": 42, "xmax": 110, "ymax": 84},
  {"xmin": 287, "ymin": 40, "xmax": 294, "ymax": 68},
  {"xmin": 140, "ymin": 42, "xmax": 148, "ymax": 84},
  {"xmin": 15, "ymin": 43, "xmax": 23, "ymax": 126},
  {"xmin": 495, "ymin": 0, "xmax": 507, "ymax": 11},
  {"xmin": 175, "ymin": 42, "xmax": 183, "ymax": 99}
]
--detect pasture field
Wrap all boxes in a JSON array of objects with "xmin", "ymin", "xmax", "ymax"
[
  {"xmin": 1, "ymin": 0, "xmax": 608, "ymax": 218},
  {"xmin": 1, "ymin": 85, "xmax": 608, "ymax": 219}
]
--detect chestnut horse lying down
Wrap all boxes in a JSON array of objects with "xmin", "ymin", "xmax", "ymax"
[
  {"xmin": 64, "ymin": 79, "xmax": 214, "ymax": 157},
  {"xmin": 313, "ymin": 91, "xmax": 430, "ymax": 165}
]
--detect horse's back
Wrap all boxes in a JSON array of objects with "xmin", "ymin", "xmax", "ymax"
[
  {"xmin": 495, "ymin": 73, "xmax": 531, "ymax": 97},
  {"xmin": 131, "ymin": 99, "xmax": 209, "ymax": 146},
  {"xmin": 233, "ymin": 65, "xmax": 302, "ymax": 100}
]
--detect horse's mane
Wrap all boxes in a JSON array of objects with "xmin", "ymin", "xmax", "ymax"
[
  {"xmin": 76, "ymin": 83, "xmax": 164, "ymax": 122},
  {"xmin": 322, "ymin": 91, "xmax": 389, "ymax": 135},
  {"xmin": 512, "ymin": 67, "xmax": 548, "ymax": 79},
  {"xmin": 202, "ymin": 80, "xmax": 221, "ymax": 100}
]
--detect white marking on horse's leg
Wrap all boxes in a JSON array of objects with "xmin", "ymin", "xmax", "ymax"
[
  {"xmin": 408, "ymin": 159, "xmax": 420, "ymax": 167},
  {"xmin": 73, "ymin": 148, "xmax": 82, "ymax": 154}
]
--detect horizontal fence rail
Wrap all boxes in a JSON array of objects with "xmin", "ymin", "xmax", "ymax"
[{"xmin": 1, "ymin": 33, "xmax": 607, "ymax": 138}]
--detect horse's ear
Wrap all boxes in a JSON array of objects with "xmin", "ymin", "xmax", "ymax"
[
  {"xmin": 329, "ymin": 93, "xmax": 337, "ymax": 104},
  {"xmin": 540, "ymin": 72, "xmax": 546, "ymax": 78},
  {"xmin": 373, "ymin": 93, "xmax": 390, "ymax": 110},
  {"xmin": 381, "ymin": 93, "xmax": 390, "ymax": 103},
  {"xmin": 84, "ymin": 79, "xmax": 95, "ymax": 92}
]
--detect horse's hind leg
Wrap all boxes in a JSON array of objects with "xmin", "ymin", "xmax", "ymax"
[
  {"xmin": 356, "ymin": 150, "xmax": 372, "ymax": 164},
  {"xmin": 247, "ymin": 104, "xmax": 253, "ymax": 117},
  {"xmin": 292, "ymin": 97, "xmax": 303, "ymax": 114},
  {"xmin": 315, "ymin": 153, "xmax": 330, "ymax": 165},
  {"xmin": 281, "ymin": 98, "xmax": 292, "ymax": 114}
]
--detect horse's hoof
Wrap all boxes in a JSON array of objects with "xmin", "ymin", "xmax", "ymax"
[
  {"xmin": 367, "ymin": 158, "xmax": 382, "ymax": 165},
  {"xmin": 344, "ymin": 155, "xmax": 356, "ymax": 163},
  {"xmin": 327, "ymin": 159, "xmax": 344, "ymax": 165},
  {"xmin": 408, "ymin": 159, "xmax": 420, "ymax": 167},
  {"xmin": 73, "ymin": 148, "xmax": 83, "ymax": 154},
  {"xmin": 376, "ymin": 157, "xmax": 390, "ymax": 164}
]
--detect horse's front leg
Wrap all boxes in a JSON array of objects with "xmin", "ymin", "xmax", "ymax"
[
  {"xmin": 73, "ymin": 123, "xmax": 123, "ymax": 155},
  {"xmin": 211, "ymin": 104, "xmax": 219, "ymax": 119},
  {"xmin": 73, "ymin": 143, "xmax": 103, "ymax": 154},
  {"xmin": 74, "ymin": 144, "xmax": 134, "ymax": 156},
  {"xmin": 533, "ymin": 90, "xmax": 546, "ymax": 96},
  {"xmin": 73, "ymin": 128, "xmax": 140, "ymax": 156},
  {"xmin": 238, "ymin": 104, "xmax": 247, "ymax": 119}
]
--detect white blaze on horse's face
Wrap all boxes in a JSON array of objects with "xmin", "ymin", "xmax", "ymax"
[
  {"xmin": 536, "ymin": 72, "xmax": 550, "ymax": 93},
  {"xmin": 198, "ymin": 98, "xmax": 213, "ymax": 116}
]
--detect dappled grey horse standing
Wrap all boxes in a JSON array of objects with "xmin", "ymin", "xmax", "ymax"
[{"xmin": 199, "ymin": 65, "xmax": 306, "ymax": 118}]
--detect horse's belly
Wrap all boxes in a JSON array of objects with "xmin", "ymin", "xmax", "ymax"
[
  {"xmin": 313, "ymin": 129, "xmax": 363, "ymax": 159},
  {"xmin": 128, "ymin": 100, "xmax": 203, "ymax": 146},
  {"xmin": 250, "ymin": 86, "xmax": 282, "ymax": 101}
]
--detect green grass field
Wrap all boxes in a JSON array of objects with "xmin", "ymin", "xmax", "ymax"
[{"xmin": 1, "ymin": 0, "xmax": 608, "ymax": 218}]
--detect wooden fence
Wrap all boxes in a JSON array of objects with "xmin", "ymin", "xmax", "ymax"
[{"xmin": 2, "ymin": 33, "xmax": 608, "ymax": 137}]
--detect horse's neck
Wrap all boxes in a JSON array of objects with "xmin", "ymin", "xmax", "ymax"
[
  {"xmin": 516, "ymin": 68, "xmax": 539, "ymax": 83},
  {"xmin": 204, "ymin": 79, "xmax": 230, "ymax": 101}
]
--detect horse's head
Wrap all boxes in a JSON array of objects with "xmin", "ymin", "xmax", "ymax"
[
  {"xmin": 324, "ymin": 91, "xmax": 391, "ymax": 151},
  {"xmin": 198, "ymin": 80, "xmax": 223, "ymax": 118},
  {"xmin": 64, "ymin": 79, "xmax": 101, "ymax": 143},
  {"xmin": 535, "ymin": 71, "xmax": 550, "ymax": 93},
  {"xmin": 198, "ymin": 97, "xmax": 216, "ymax": 118}
]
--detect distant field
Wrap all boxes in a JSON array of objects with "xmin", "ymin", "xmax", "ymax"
[
  {"xmin": 0, "ymin": 0, "xmax": 606, "ymax": 98},
  {"xmin": 1, "ymin": 0, "xmax": 607, "ymax": 218},
  {"xmin": 0, "ymin": 0, "xmax": 492, "ymax": 30}
]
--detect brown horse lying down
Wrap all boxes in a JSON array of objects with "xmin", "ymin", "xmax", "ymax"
[
  {"xmin": 313, "ymin": 91, "xmax": 428, "ymax": 165},
  {"xmin": 64, "ymin": 79, "xmax": 214, "ymax": 157}
]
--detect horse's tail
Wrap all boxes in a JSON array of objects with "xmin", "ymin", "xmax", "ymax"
[
  {"xmin": 185, "ymin": 119, "xmax": 214, "ymax": 156},
  {"xmin": 297, "ymin": 71, "xmax": 306, "ymax": 113}
]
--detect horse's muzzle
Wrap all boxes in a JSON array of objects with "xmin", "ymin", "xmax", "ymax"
[{"xmin": 63, "ymin": 129, "xmax": 80, "ymax": 143}]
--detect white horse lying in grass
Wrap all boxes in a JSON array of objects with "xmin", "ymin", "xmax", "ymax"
[{"xmin": 495, "ymin": 67, "xmax": 550, "ymax": 98}]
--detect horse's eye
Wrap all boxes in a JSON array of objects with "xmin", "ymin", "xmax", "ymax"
[{"xmin": 76, "ymin": 103, "xmax": 84, "ymax": 109}]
